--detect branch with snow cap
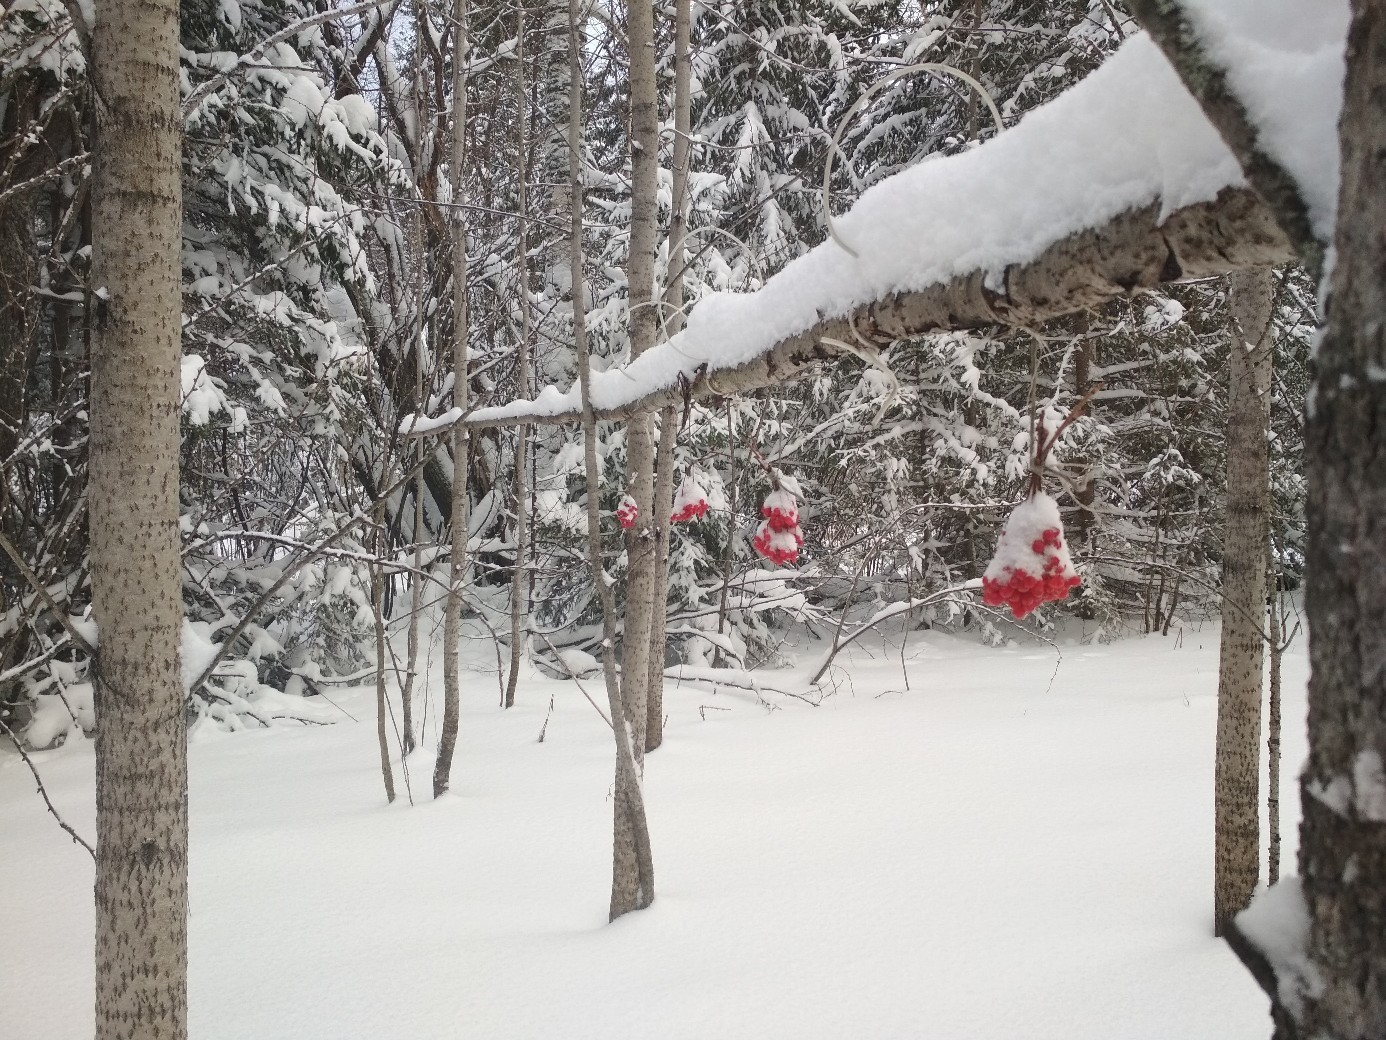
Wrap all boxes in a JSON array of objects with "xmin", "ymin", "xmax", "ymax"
[
  {"xmin": 399, "ymin": 33, "xmax": 1294, "ymax": 436},
  {"xmin": 181, "ymin": 0, "xmax": 398, "ymax": 121},
  {"xmin": 1126, "ymin": 0, "xmax": 1344, "ymax": 277}
]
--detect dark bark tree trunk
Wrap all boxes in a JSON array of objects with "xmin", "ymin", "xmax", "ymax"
[
  {"xmin": 1214, "ymin": 266, "xmax": 1274, "ymax": 935},
  {"xmin": 1239, "ymin": 2, "xmax": 1386, "ymax": 1034},
  {"xmin": 89, "ymin": 0, "xmax": 189, "ymax": 1030},
  {"xmin": 1268, "ymin": 580, "xmax": 1284, "ymax": 887}
]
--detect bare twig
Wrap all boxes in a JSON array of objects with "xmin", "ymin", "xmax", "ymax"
[
  {"xmin": 538, "ymin": 632, "xmax": 612, "ymax": 730},
  {"xmin": 0, "ymin": 716, "xmax": 95, "ymax": 860}
]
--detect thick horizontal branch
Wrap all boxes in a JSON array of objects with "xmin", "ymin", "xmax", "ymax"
[{"xmin": 450, "ymin": 186, "xmax": 1290, "ymax": 431}]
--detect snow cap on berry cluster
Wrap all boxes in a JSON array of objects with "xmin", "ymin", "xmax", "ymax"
[
  {"xmin": 670, "ymin": 474, "xmax": 710, "ymax": 523},
  {"xmin": 754, "ymin": 485, "xmax": 804, "ymax": 566},
  {"xmin": 981, "ymin": 492, "xmax": 1081, "ymax": 619},
  {"xmin": 616, "ymin": 494, "xmax": 639, "ymax": 529},
  {"xmin": 760, "ymin": 489, "xmax": 799, "ymax": 532}
]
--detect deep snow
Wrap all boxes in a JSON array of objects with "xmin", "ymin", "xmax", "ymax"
[{"xmin": 2, "ymin": 621, "xmax": 1305, "ymax": 1039}]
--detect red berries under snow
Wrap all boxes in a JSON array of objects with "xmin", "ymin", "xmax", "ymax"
[
  {"xmin": 753, "ymin": 489, "xmax": 804, "ymax": 566},
  {"xmin": 981, "ymin": 492, "xmax": 1081, "ymax": 619},
  {"xmin": 670, "ymin": 475, "xmax": 710, "ymax": 523},
  {"xmin": 616, "ymin": 494, "xmax": 639, "ymax": 530}
]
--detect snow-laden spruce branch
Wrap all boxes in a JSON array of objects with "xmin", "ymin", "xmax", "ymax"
[
  {"xmin": 401, "ymin": 35, "xmax": 1293, "ymax": 437},
  {"xmin": 181, "ymin": 0, "xmax": 397, "ymax": 120}
]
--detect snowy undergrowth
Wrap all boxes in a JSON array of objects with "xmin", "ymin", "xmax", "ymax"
[{"xmin": 2, "ymin": 623, "xmax": 1306, "ymax": 1040}]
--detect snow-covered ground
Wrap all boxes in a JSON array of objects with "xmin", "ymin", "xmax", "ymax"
[{"xmin": 2, "ymin": 620, "xmax": 1305, "ymax": 1039}]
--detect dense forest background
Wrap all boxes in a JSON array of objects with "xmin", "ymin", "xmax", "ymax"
[{"xmin": 0, "ymin": 0, "xmax": 1310, "ymax": 741}]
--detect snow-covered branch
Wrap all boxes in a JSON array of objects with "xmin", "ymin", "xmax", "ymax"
[
  {"xmin": 1126, "ymin": 0, "xmax": 1342, "ymax": 276},
  {"xmin": 181, "ymin": 0, "xmax": 397, "ymax": 120},
  {"xmin": 407, "ymin": 35, "xmax": 1294, "ymax": 435}
]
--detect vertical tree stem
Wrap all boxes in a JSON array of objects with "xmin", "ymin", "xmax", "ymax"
[{"xmin": 435, "ymin": 0, "xmax": 471, "ymax": 799}]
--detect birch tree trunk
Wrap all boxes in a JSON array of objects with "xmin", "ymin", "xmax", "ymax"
[
  {"xmin": 645, "ymin": 0, "xmax": 693, "ymax": 754},
  {"xmin": 565, "ymin": 0, "xmax": 654, "ymax": 919},
  {"xmin": 435, "ymin": 0, "xmax": 470, "ymax": 798},
  {"xmin": 1213, "ymin": 266, "xmax": 1274, "ymax": 935},
  {"xmin": 616, "ymin": 0, "xmax": 661, "ymax": 764},
  {"xmin": 89, "ymin": 0, "xmax": 188, "ymax": 1030}
]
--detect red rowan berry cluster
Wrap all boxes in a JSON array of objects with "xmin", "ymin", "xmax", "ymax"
[
  {"xmin": 981, "ymin": 493, "xmax": 1080, "ymax": 619},
  {"xmin": 753, "ymin": 489, "xmax": 803, "ymax": 566}
]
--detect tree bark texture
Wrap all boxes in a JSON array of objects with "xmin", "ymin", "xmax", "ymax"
[
  {"xmin": 646, "ymin": 416, "xmax": 674, "ymax": 753},
  {"xmin": 1248, "ymin": 2, "xmax": 1386, "ymax": 1034},
  {"xmin": 1213, "ymin": 265, "xmax": 1274, "ymax": 935},
  {"xmin": 435, "ymin": 0, "xmax": 470, "ymax": 799},
  {"xmin": 89, "ymin": 0, "xmax": 189, "ymax": 1031}
]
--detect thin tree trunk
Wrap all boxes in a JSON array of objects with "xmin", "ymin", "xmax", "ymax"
[
  {"xmin": 89, "ymin": 0, "xmax": 188, "ymax": 1029},
  {"xmin": 401, "ymin": 207, "xmax": 428, "ymax": 755},
  {"xmin": 566, "ymin": 0, "xmax": 654, "ymax": 920},
  {"xmin": 373, "ymin": 503, "xmax": 397, "ymax": 804},
  {"xmin": 1213, "ymin": 265, "xmax": 1274, "ymax": 935},
  {"xmin": 1071, "ymin": 322, "xmax": 1097, "ymax": 556},
  {"xmin": 645, "ymin": 0, "xmax": 693, "ymax": 753},
  {"xmin": 435, "ymin": 0, "xmax": 470, "ymax": 799},
  {"xmin": 615, "ymin": 0, "xmax": 661, "ymax": 763},
  {"xmin": 505, "ymin": 2, "xmax": 532, "ymax": 710},
  {"xmin": 1267, "ymin": 574, "xmax": 1282, "ymax": 887},
  {"xmin": 715, "ymin": 399, "xmax": 738, "ymax": 664}
]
